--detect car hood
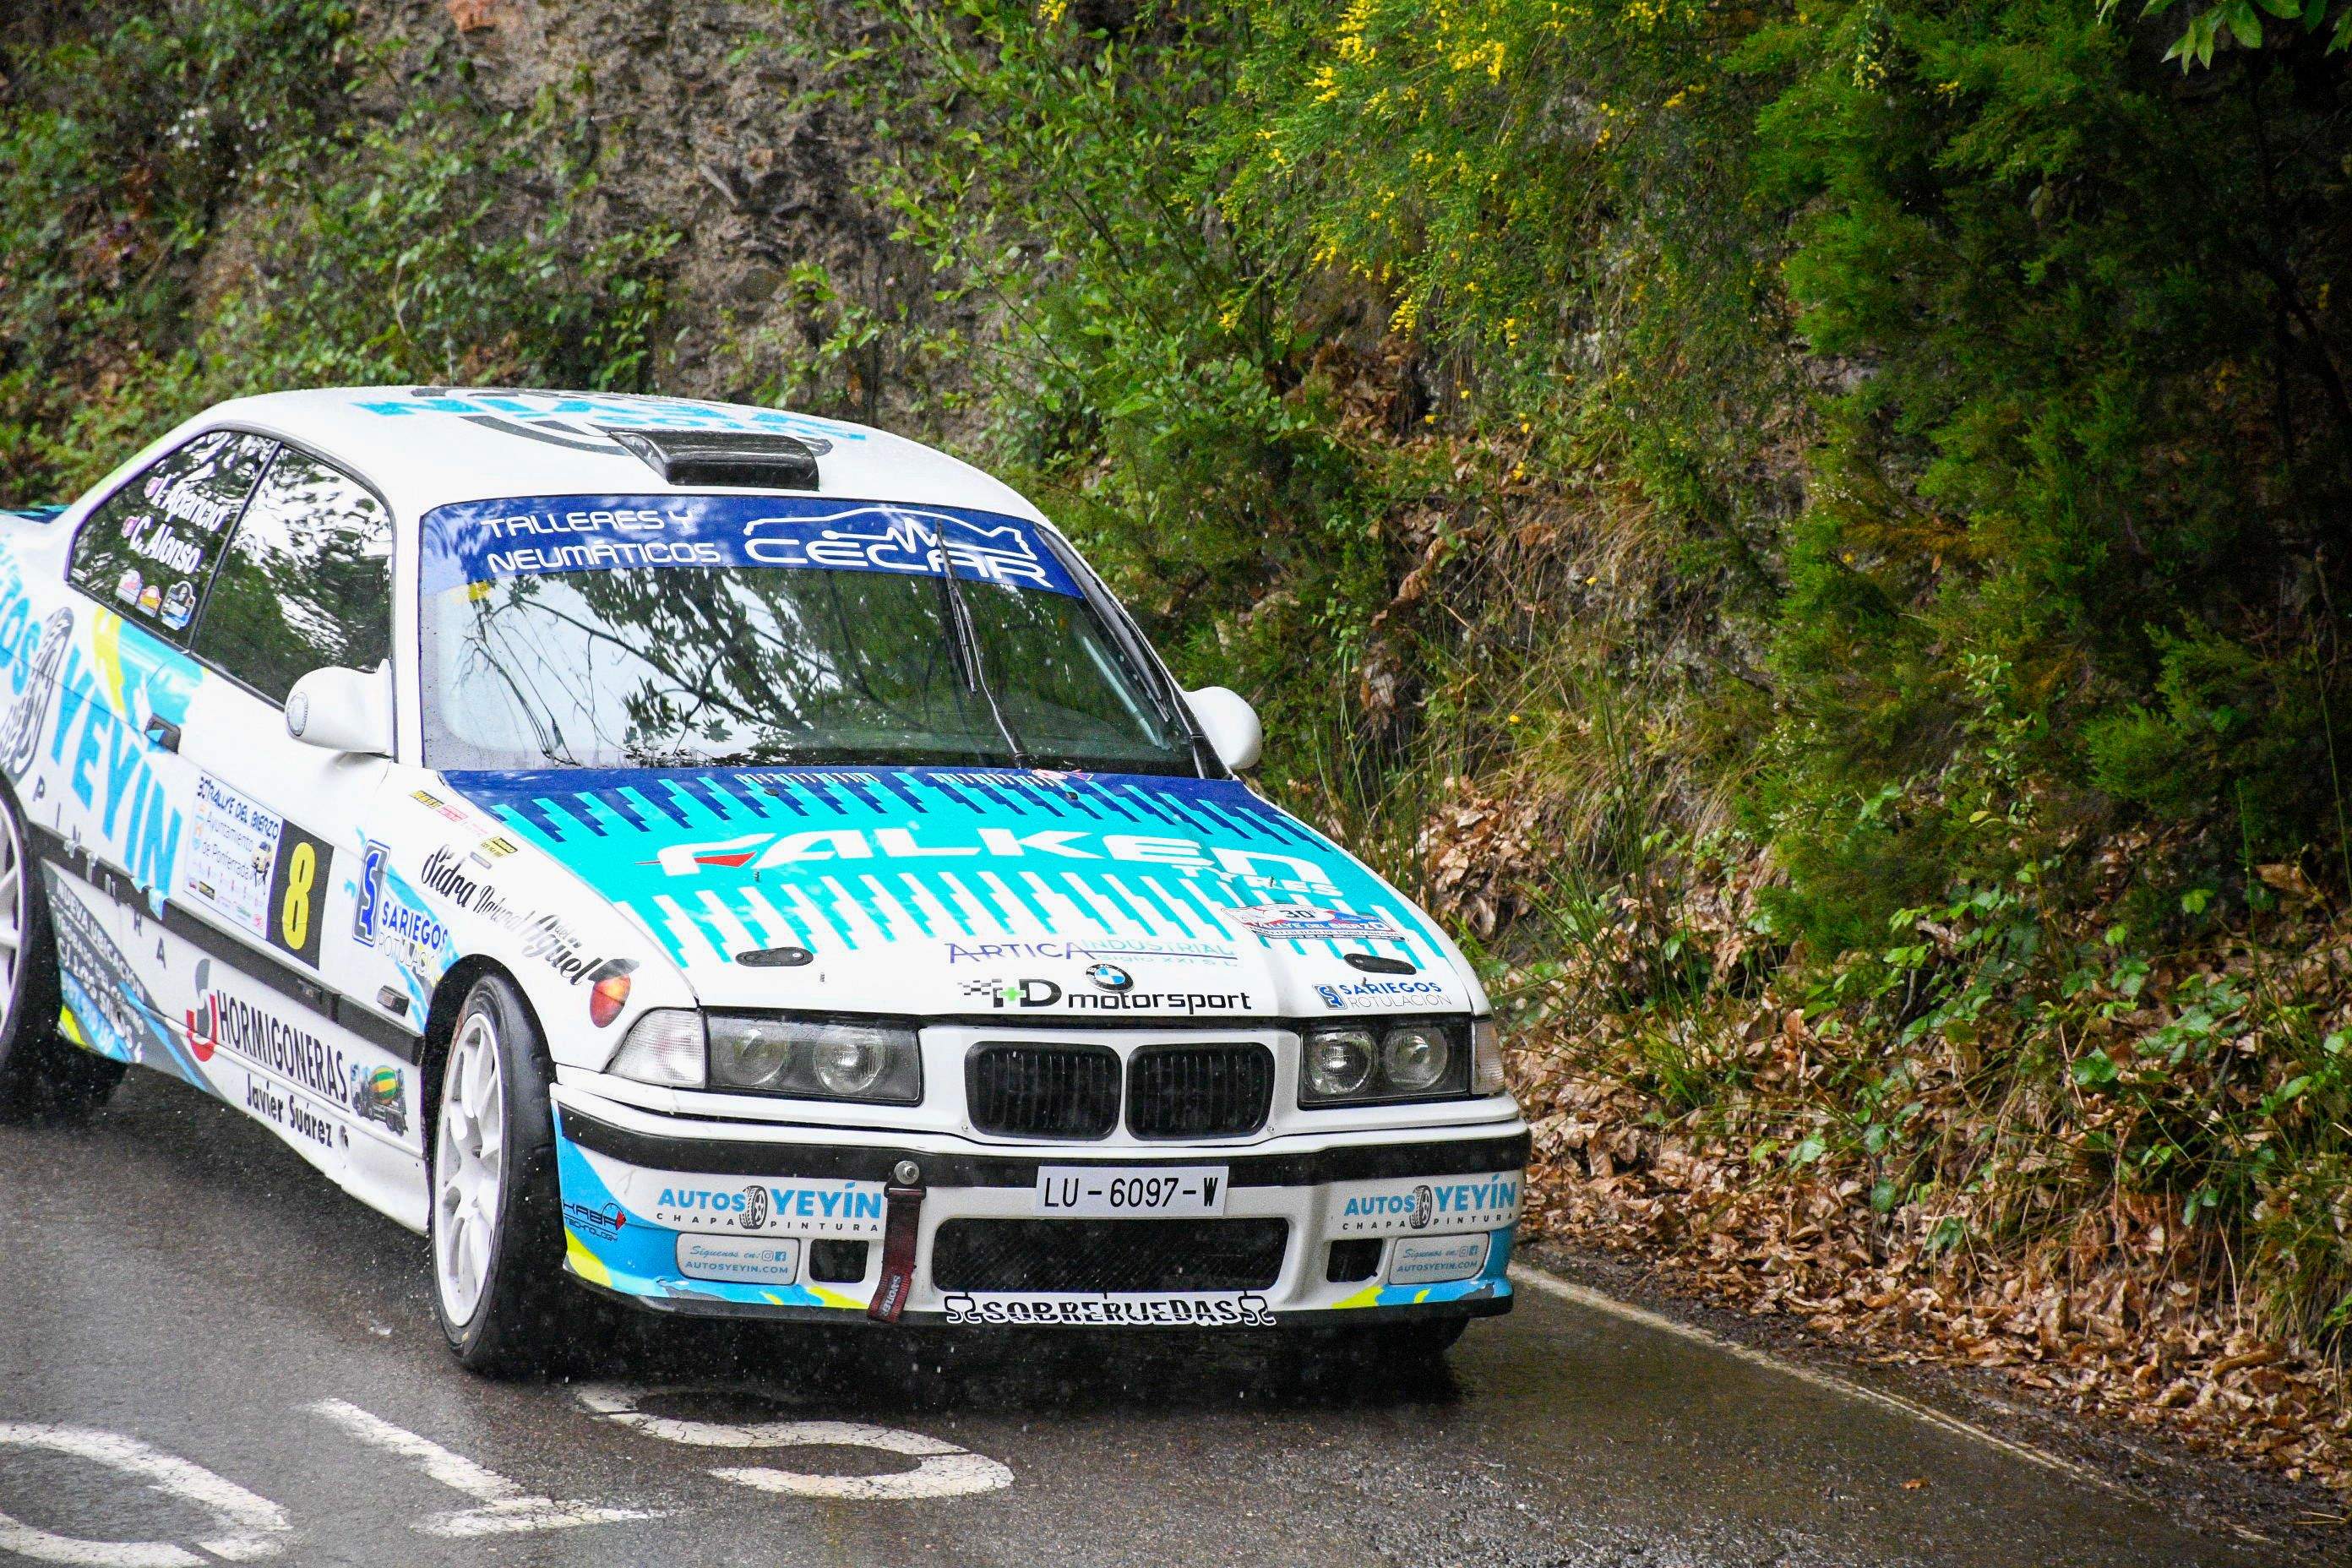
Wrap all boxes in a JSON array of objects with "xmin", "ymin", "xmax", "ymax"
[{"xmin": 440, "ymin": 766, "xmax": 1482, "ymax": 1021}]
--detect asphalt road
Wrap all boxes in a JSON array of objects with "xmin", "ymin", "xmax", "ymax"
[{"xmin": 0, "ymin": 1071, "xmax": 2310, "ymax": 1568}]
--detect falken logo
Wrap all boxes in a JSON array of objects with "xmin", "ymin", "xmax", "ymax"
[{"xmin": 651, "ymin": 827, "xmax": 1337, "ymax": 893}]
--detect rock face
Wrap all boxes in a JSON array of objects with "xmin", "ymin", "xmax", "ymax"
[{"xmin": 360, "ymin": 0, "xmax": 960, "ymax": 433}]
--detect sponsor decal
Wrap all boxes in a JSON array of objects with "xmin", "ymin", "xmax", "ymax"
[
  {"xmin": 1315, "ymin": 977, "xmax": 1449, "ymax": 1010},
  {"xmin": 349, "ymin": 1063, "xmax": 408, "ymax": 1137},
  {"xmin": 1389, "ymin": 1233, "xmax": 1492, "ymax": 1287},
  {"xmin": 160, "ymin": 580, "xmax": 196, "ymax": 631},
  {"xmin": 114, "ymin": 569, "xmax": 142, "ymax": 606},
  {"xmin": 415, "ymin": 844, "xmax": 617, "ymax": 983},
  {"xmin": 675, "ymin": 1234, "xmax": 802, "ymax": 1287},
  {"xmin": 45, "ymin": 873, "xmax": 208, "ymax": 1085},
  {"xmin": 243, "ymin": 1072, "xmax": 340, "ymax": 1155},
  {"xmin": 144, "ymin": 460, "xmax": 246, "ymax": 532},
  {"xmin": 654, "ymin": 825, "xmax": 1338, "ymax": 896},
  {"xmin": 0, "ymin": 606, "xmax": 71, "ymax": 779},
  {"xmin": 40, "ymin": 605, "xmax": 194, "ymax": 893},
  {"xmin": 353, "ymin": 841, "xmax": 390, "ymax": 943},
  {"xmin": 1228, "ymin": 903, "xmax": 1406, "ymax": 942},
  {"xmin": 418, "ymin": 845, "xmax": 485, "ymax": 908},
  {"xmin": 1332, "ymin": 1173, "xmax": 1522, "ymax": 1236},
  {"xmin": 469, "ymin": 834, "xmax": 520, "ymax": 865},
  {"xmin": 940, "ymin": 1293, "xmax": 1275, "ymax": 1328},
  {"xmin": 185, "ymin": 775, "xmax": 334, "ymax": 965},
  {"xmin": 960, "ymin": 977, "xmax": 1253, "ymax": 1015},
  {"xmin": 420, "ymin": 492, "xmax": 1080, "ymax": 598},
  {"xmin": 184, "ymin": 988, "xmax": 351, "ymax": 1110},
  {"xmin": 410, "ymin": 787, "xmax": 472, "ymax": 825},
  {"xmin": 943, "ymin": 938, "xmax": 1239, "ymax": 967},
  {"xmin": 564, "ymin": 1200, "xmax": 629, "ymax": 1241},
  {"xmin": 651, "ymin": 1181, "xmax": 887, "ymax": 1235}
]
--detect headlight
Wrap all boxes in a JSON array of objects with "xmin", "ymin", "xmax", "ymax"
[
  {"xmin": 1304, "ymin": 1027, "xmax": 1376, "ymax": 1098},
  {"xmin": 1380, "ymin": 1024, "xmax": 1452, "ymax": 1091},
  {"xmin": 606, "ymin": 1008, "xmax": 705, "ymax": 1087},
  {"xmin": 1299, "ymin": 1018, "xmax": 1474, "ymax": 1105},
  {"xmin": 707, "ymin": 1015, "xmax": 923, "ymax": 1105}
]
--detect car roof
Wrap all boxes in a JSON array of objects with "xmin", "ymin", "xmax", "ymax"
[{"xmin": 191, "ymin": 387, "xmax": 1050, "ymax": 525}]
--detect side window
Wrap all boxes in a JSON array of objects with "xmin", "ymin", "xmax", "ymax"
[
  {"xmin": 69, "ymin": 432, "xmax": 276, "ymax": 640},
  {"xmin": 191, "ymin": 449, "xmax": 394, "ymax": 705}
]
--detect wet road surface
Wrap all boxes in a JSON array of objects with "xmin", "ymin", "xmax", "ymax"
[{"xmin": 0, "ymin": 1072, "xmax": 2311, "ymax": 1567}]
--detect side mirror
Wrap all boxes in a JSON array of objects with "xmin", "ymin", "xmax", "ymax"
[
  {"xmin": 1184, "ymin": 686, "xmax": 1262, "ymax": 771},
  {"xmin": 286, "ymin": 665, "xmax": 394, "ymax": 758}
]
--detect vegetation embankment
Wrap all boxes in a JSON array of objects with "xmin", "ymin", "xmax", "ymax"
[{"xmin": 4, "ymin": 0, "xmax": 2349, "ymax": 1515}]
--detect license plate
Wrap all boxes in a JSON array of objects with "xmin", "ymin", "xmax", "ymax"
[{"xmin": 1034, "ymin": 1165, "xmax": 1230, "ymax": 1217}]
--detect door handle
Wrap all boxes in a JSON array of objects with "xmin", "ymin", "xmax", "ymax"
[{"xmin": 144, "ymin": 713, "xmax": 180, "ymax": 753}]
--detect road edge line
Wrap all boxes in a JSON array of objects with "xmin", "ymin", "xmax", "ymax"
[{"xmin": 1505, "ymin": 1259, "xmax": 2284, "ymax": 1549}]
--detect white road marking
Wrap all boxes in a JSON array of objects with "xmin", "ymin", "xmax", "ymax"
[
  {"xmin": 0, "ymin": 1424, "xmax": 289, "ymax": 1565},
  {"xmin": 1510, "ymin": 1264, "xmax": 2127, "ymax": 1494},
  {"xmin": 572, "ymin": 1385, "xmax": 1013, "ymax": 1500},
  {"xmin": 305, "ymin": 1399, "xmax": 659, "ymax": 1538}
]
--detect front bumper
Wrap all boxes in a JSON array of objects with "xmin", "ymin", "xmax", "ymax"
[{"xmin": 549, "ymin": 1088, "xmax": 1527, "ymax": 1327}]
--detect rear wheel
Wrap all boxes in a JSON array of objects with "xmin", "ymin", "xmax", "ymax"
[
  {"xmin": 0, "ymin": 785, "xmax": 122, "ymax": 1123},
  {"xmin": 431, "ymin": 973, "xmax": 569, "ymax": 1375}
]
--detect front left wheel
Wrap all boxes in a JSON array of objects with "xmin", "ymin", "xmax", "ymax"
[
  {"xmin": 0, "ymin": 783, "xmax": 122, "ymax": 1123},
  {"xmin": 431, "ymin": 972, "xmax": 569, "ymax": 1374}
]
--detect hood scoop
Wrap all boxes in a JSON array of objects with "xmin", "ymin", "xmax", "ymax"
[{"xmin": 601, "ymin": 426, "xmax": 820, "ymax": 490}]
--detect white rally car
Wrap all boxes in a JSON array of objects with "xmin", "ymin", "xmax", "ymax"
[{"xmin": 0, "ymin": 389, "xmax": 1526, "ymax": 1370}]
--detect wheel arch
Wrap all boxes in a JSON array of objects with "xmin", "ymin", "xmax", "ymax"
[{"xmin": 417, "ymin": 955, "xmax": 549, "ymax": 1144}]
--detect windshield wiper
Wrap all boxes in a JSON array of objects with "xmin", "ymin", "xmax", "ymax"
[{"xmin": 910, "ymin": 514, "xmax": 1030, "ymax": 769}]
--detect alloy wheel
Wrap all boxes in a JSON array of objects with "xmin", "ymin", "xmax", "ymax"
[{"xmin": 433, "ymin": 1008, "xmax": 507, "ymax": 1324}]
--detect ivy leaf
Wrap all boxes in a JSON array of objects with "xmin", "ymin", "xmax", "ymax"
[{"xmin": 2072, "ymin": 1049, "xmax": 2121, "ymax": 1086}]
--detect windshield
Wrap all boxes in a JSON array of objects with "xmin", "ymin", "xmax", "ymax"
[{"xmin": 417, "ymin": 494, "xmax": 1198, "ymax": 773}]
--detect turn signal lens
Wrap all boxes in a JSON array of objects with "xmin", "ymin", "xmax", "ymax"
[
  {"xmin": 1472, "ymin": 1018, "xmax": 1506, "ymax": 1095},
  {"xmin": 586, "ymin": 960, "xmax": 635, "ymax": 1028},
  {"xmin": 606, "ymin": 1008, "xmax": 705, "ymax": 1087}
]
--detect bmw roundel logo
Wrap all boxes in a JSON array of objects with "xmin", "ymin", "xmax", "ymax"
[{"xmin": 1085, "ymin": 963, "xmax": 1134, "ymax": 993}]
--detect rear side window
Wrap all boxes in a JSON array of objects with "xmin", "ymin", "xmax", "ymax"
[
  {"xmin": 70, "ymin": 431, "xmax": 276, "ymax": 639},
  {"xmin": 191, "ymin": 448, "xmax": 394, "ymax": 705}
]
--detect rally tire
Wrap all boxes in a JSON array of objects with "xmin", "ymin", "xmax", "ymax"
[
  {"xmin": 430, "ymin": 972, "xmax": 570, "ymax": 1375},
  {"xmin": 0, "ymin": 785, "xmax": 122, "ymax": 1124}
]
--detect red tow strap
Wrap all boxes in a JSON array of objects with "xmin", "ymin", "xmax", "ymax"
[{"xmin": 867, "ymin": 1173, "xmax": 926, "ymax": 1322}]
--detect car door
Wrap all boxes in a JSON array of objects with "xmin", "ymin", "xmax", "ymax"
[
  {"xmin": 131, "ymin": 442, "xmax": 429, "ymax": 1226},
  {"xmin": 25, "ymin": 429, "xmax": 275, "ymax": 1094}
]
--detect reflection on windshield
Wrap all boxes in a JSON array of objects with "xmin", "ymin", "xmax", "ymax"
[{"xmin": 422, "ymin": 563, "xmax": 1197, "ymax": 774}]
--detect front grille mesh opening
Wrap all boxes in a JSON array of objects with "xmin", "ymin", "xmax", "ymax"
[
  {"xmin": 931, "ymin": 1218, "xmax": 1290, "ymax": 1293},
  {"xmin": 967, "ymin": 1044, "xmax": 1121, "ymax": 1139},
  {"xmin": 1125, "ymin": 1043, "xmax": 1274, "ymax": 1139}
]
